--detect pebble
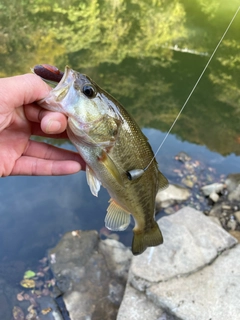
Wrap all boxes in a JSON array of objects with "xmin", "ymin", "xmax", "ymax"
[
  {"xmin": 227, "ymin": 219, "xmax": 237, "ymax": 231},
  {"xmin": 155, "ymin": 184, "xmax": 190, "ymax": 210},
  {"xmin": 201, "ymin": 183, "xmax": 224, "ymax": 196},
  {"xmin": 225, "ymin": 173, "xmax": 240, "ymax": 192},
  {"xmin": 209, "ymin": 192, "xmax": 219, "ymax": 202},
  {"xmin": 234, "ymin": 211, "xmax": 240, "ymax": 223},
  {"xmin": 181, "ymin": 176, "xmax": 197, "ymax": 188},
  {"xmin": 175, "ymin": 151, "xmax": 191, "ymax": 163}
]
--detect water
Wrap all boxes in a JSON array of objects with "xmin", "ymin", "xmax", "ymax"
[{"xmin": 0, "ymin": 0, "xmax": 240, "ymax": 307}]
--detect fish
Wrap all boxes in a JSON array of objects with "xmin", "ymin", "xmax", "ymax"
[{"xmin": 35, "ymin": 65, "xmax": 168, "ymax": 255}]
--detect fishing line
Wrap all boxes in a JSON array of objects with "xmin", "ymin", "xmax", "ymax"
[{"xmin": 141, "ymin": 5, "xmax": 240, "ymax": 174}]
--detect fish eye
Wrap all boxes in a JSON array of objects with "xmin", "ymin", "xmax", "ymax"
[{"xmin": 82, "ymin": 85, "xmax": 96, "ymax": 98}]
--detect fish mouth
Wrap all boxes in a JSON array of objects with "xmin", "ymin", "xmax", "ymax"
[
  {"xmin": 56, "ymin": 66, "xmax": 72, "ymax": 86},
  {"xmin": 33, "ymin": 64, "xmax": 73, "ymax": 92},
  {"xmin": 51, "ymin": 66, "xmax": 74, "ymax": 101},
  {"xmin": 36, "ymin": 66, "xmax": 75, "ymax": 111}
]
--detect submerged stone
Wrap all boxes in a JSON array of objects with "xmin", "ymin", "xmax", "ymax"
[{"xmin": 48, "ymin": 231, "xmax": 132, "ymax": 320}]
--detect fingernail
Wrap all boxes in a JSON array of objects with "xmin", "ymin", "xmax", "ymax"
[{"xmin": 46, "ymin": 120, "xmax": 61, "ymax": 133}]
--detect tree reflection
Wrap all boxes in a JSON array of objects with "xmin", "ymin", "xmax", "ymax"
[{"xmin": 0, "ymin": 0, "xmax": 239, "ymax": 155}]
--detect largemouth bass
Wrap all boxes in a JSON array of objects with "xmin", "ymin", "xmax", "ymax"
[{"xmin": 35, "ymin": 65, "xmax": 168, "ymax": 255}]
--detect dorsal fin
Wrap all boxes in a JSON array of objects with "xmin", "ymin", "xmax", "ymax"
[{"xmin": 158, "ymin": 171, "xmax": 169, "ymax": 191}]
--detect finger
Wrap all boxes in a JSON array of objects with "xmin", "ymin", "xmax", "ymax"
[
  {"xmin": 31, "ymin": 123, "xmax": 69, "ymax": 139},
  {"xmin": 41, "ymin": 112, "xmax": 68, "ymax": 134},
  {"xmin": 24, "ymin": 104, "xmax": 68, "ymax": 134},
  {"xmin": 0, "ymin": 74, "xmax": 51, "ymax": 113},
  {"xmin": 24, "ymin": 103, "xmax": 49, "ymax": 123},
  {"xmin": 11, "ymin": 157, "xmax": 82, "ymax": 176},
  {"xmin": 24, "ymin": 140, "xmax": 85, "ymax": 168}
]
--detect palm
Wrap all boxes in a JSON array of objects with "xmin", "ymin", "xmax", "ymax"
[
  {"xmin": 0, "ymin": 74, "xmax": 84, "ymax": 177},
  {"xmin": 1, "ymin": 106, "xmax": 31, "ymax": 175}
]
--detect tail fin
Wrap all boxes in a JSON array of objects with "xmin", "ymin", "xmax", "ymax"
[{"xmin": 132, "ymin": 221, "xmax": 163, "ymax": 255}]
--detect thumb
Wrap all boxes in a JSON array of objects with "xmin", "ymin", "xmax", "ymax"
[{"xmin": 0, "ymin": 73, "xmax": 51, "ymax": 113}]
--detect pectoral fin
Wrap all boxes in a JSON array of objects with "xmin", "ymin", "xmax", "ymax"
[
  {"xmin": 158, "ymin": 171, "xmax": 169, "ymax": 190},
  {"xmin": 99, "ymin": 151, "xmax": 124, "ymax": 187},
  {"xmin": 105, "ymin": 199, "xmax": 131, "ymax": 231},
  {"xmin": 86, "ymin": 165, "xmax": 101, "ymax": 197}
]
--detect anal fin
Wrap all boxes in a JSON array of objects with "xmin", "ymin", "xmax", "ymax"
[
  {"xmin": 105, "ymin": 199, "xmax": 131, "ymax": 231},
  {"xmin": 86, "ymin": 165, "xmax": 101, "ymax": 197}
]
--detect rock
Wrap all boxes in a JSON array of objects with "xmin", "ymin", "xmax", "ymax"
[
  {"xmin": 201, "ymin": 183, "xmax": 224, "ymax": 196},
  {"xmin": 49, "ymin": 231, "xmax": 132, "ymax": 320},
  {"xmin": 129, "ymin": 207, "xmax": 237, "ymax": 290},
  {"xmin": 117, "ymin": 207, "xmax": 239, "ymax": 320},
  {"xmin": 225, "ymin": 173, "xmax": 240, "ymax": 201},
  {"xmin": 99, "ymin": 239, "xmax": 132, "ymax": 281},
  {"xmin": 209, "ymin": 191, "xmax": 219, "ymax": 202},
  {"xmin": 227, "ymin": 218, "xmax": 237, "ymax": 231},
  {"xmin": 228, "ymin": 184, "xmax": 240, "ymax": 201},
  {"xmin": 37, "ymin": 296, "xmax": 64, "ymax": 320},
  {"xmin": 234, "ymin": 211, "xmax": 240, "ymax": 223},
  {"xmin": 207, "ymin": 216, "xmax": 221, "ymax": 226},
  {"xmin": 229, "ymin": 230, "xmax": 240, "ymax": 242},
  {"xmin": 155, "ymin": 184, "xmax": 190, "ymax": 210},
  {"xmin": 175, "ymin": 152, "xmax": 191, "ymax": 163},
  {"xmin": 201, "ymin": 182, "xmax": 224, "ymax": 196},
  {"xmin": 225, "ymin": 173, "xmax": 240, "ymax": 192},
  {"xmin": 208, "ymin": 199, "xmax": 240, "ymax": 232},
  {"xmin": 181, "ymin": 176, "xmax": 197, "ymax": 188},
  {"xmin": 117, "ymin": 283, "xmax": 165, "ymax": 320},
  {"xmin": 147, "ymin": 245, "xmax": 240, "ymax": 320},
  {"xmin": 209, "ymin": 203, "xmax": 222, "ymax": 218},
  {"xmin": 164, "ymin": 207, "xmax": 176, "ymax": 215}
]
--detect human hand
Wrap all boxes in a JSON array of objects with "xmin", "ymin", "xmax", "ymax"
[{"xmin": 0, "ymin": 73, "xmax": 85, "ymax": 177}]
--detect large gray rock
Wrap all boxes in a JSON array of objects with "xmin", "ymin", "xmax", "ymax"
[
  {"xmin": 117, "ymin": 283, "xmax": 165, "ymax": 320},
  {"xmin": 49, "ymin": 231, "xmax": 132, "ymax": 320},
  {"xmin": 118, "ymin": 207, "xmax": 239, "ymax": 320},
  {"xmin": 130, "ymin": 207, "xmax": 237, "ymax": 290},
  {"xmin": 147, "ymin": 244, "xmax": 240, "ymax": 320}
]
